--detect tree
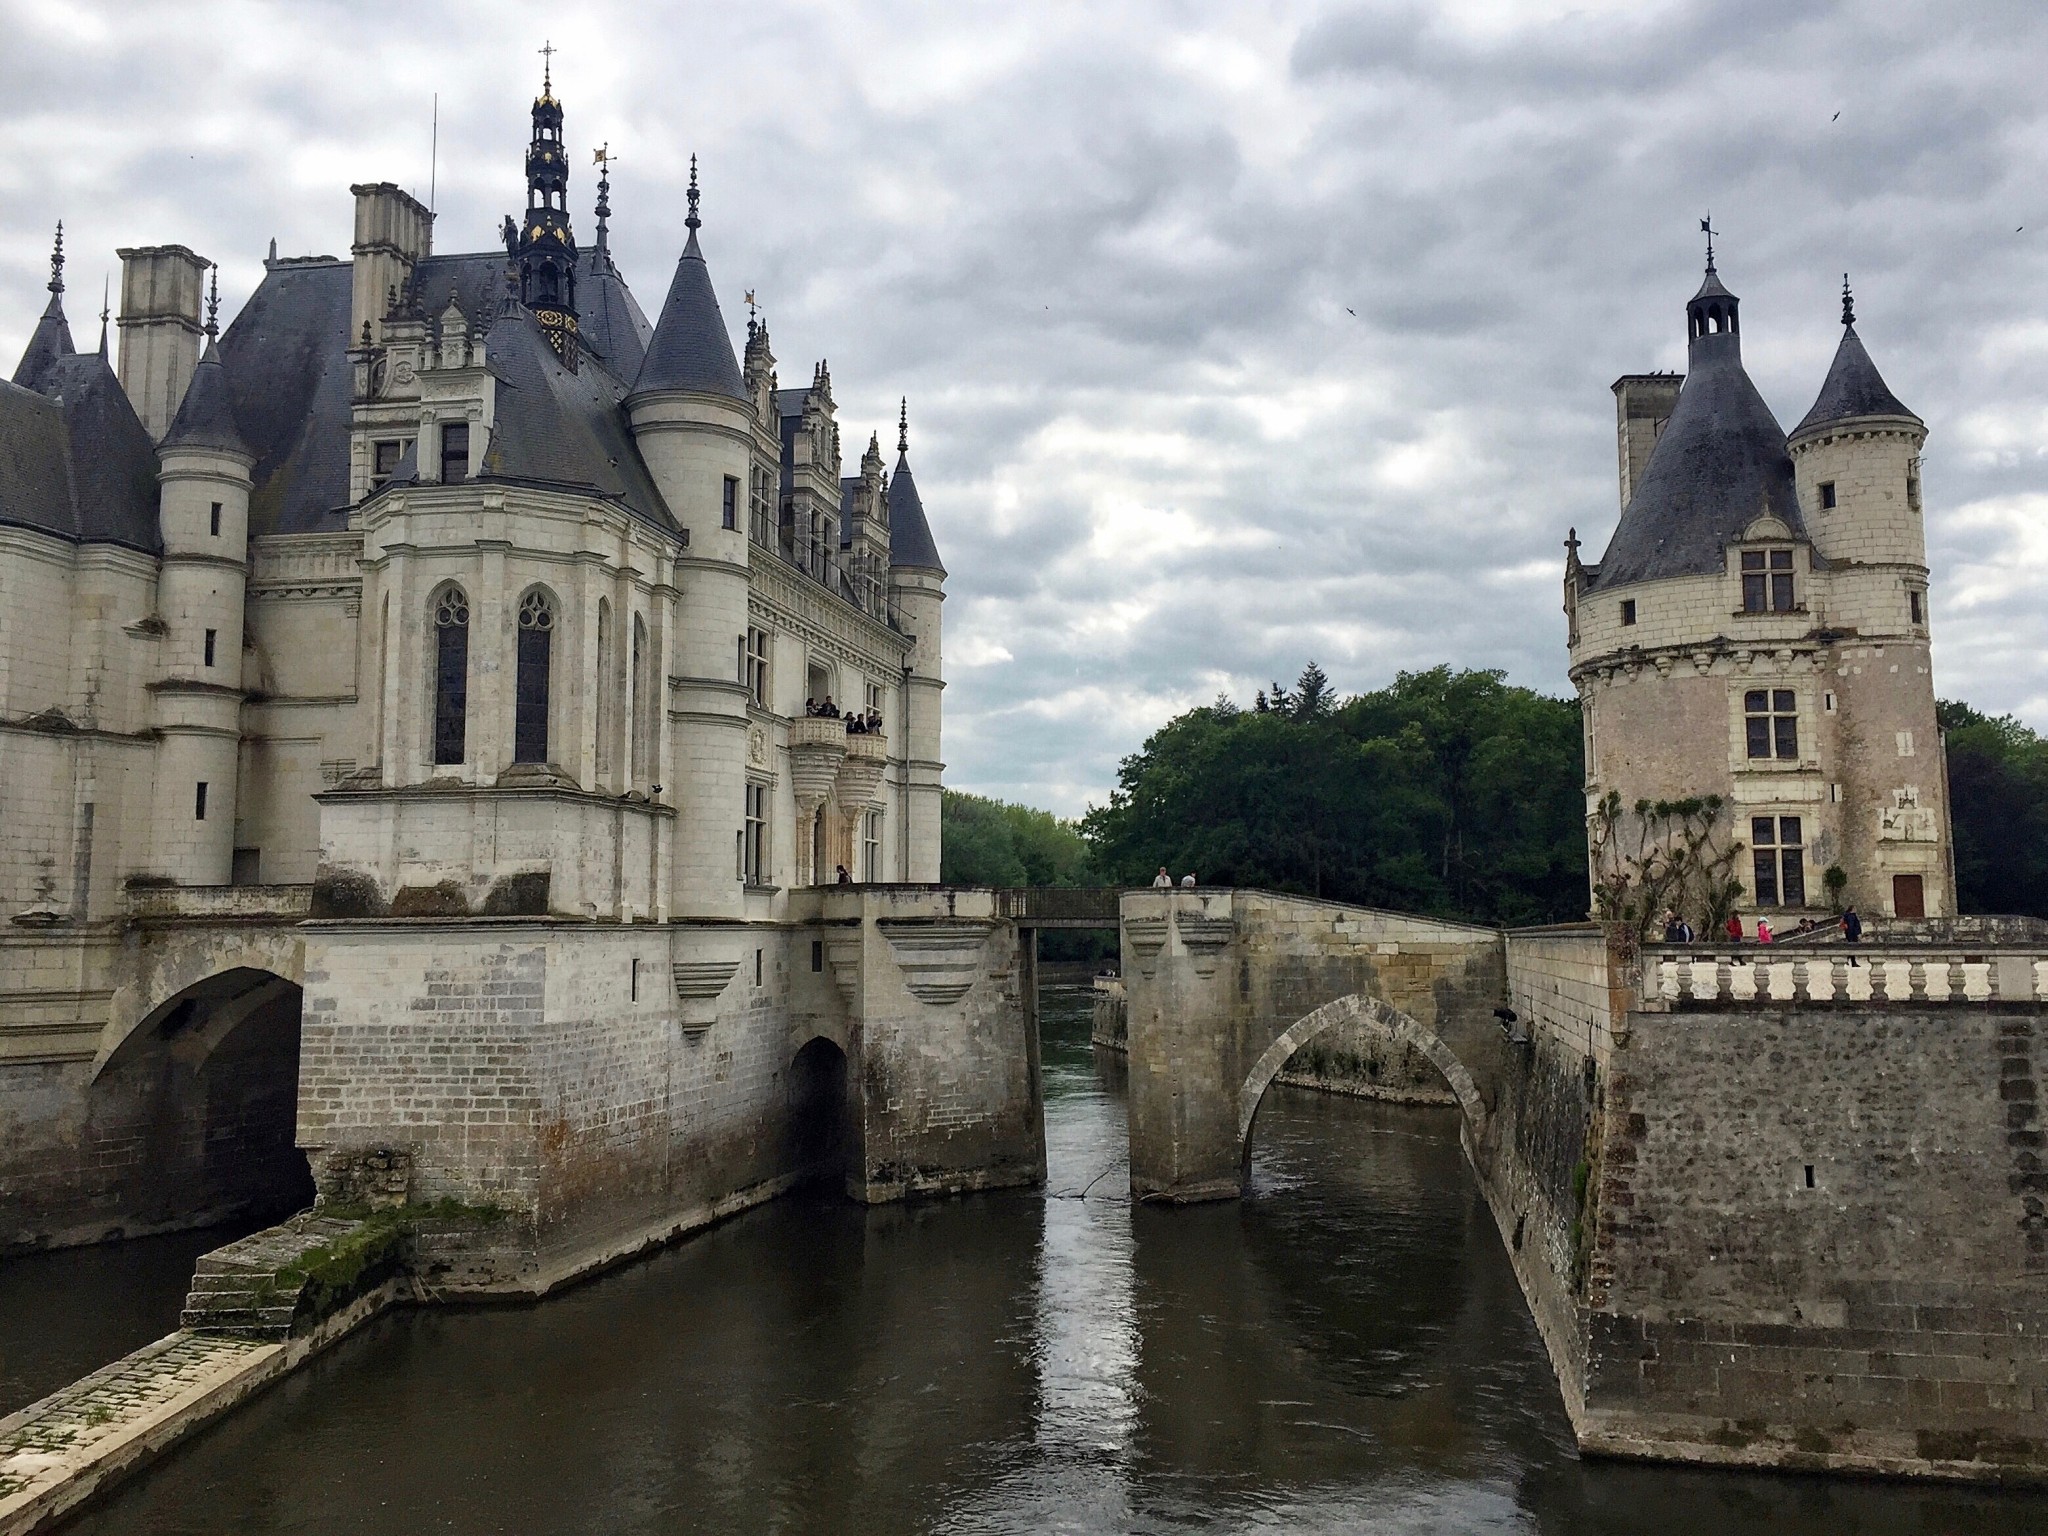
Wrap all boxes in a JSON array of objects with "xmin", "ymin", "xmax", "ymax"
[
  {"xmin": 1081, "ymin": 665, "xmax": 1586, "ymax": 926},
  {"xmin": 1938, "ymin": 700, "xmax": 2048, "ymax": 916},
  {"xmin": 940, "ymin": 790, "xmax": 1098, "ymax": 888}
]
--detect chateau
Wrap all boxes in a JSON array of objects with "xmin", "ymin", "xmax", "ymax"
[
  {"xmin": 0, "ymin": 73, "xmax": 1043, "ymax": 1282},
  {"xmin": 1566, "ymin": 246, "xmax": 1955, "ymax": 921}
]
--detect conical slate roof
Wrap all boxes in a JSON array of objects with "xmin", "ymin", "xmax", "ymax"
[
  {"xmin": 12, "ymin": 292, "xmax": 74, "ymax": 393},
  {"xmin": 1591, "ymin": 321, "xmax": 1803, "ymax": 590},
  {"xmin": 887, "ymin": 452, "xmax": 944, "ymax": 573},
  {"xmin": 163, "ymin": 338, "xmax": 252, "ymax": 456},
  {"xmin": 630, "ymin": 229, "xmax": 746, "ymax": 401},
  {"xmin": 1791, "ymin": 323, "xmax": 1918, "ymax": 438},
  {"xmin": 0, "ymin": 352, "xmax": 160, "ymax": 552}
]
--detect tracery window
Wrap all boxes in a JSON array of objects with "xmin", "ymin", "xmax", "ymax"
[
  {"xmin": 514, "ymin": 589, "xmax": 555, "ymax": 764},
  {"xmin": 1744, "ymin": 689, "xmax": 1797, "ymax": 761},
  {"xmin": 1741, "ymin": 549, "xmax": 1795, "ymax": 613},
  {"xmin": 743, "ymin": 782, "xmax": 769, "ymax": 885},
  {"xmin": 432, "ymin": 585, "xmax": 470, "ymax": 765}
]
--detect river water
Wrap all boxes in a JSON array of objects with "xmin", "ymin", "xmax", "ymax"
[{"xmin": 29, "ymin": 988, "xmax": 2048, "ymax": 1532}]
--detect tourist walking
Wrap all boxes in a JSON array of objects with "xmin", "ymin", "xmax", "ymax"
[
  {"xmin": 1756, "ymin": 916, "xmax": 1774, "ymax": 945},
  {"xmin": 1725, "ymin": 913, "xmax": 1744, "ymax": 944},
  {"xmin": 1842, "ymin": 904, "xmax": 1862, "ymax": 965},
  {"xmin": 1662, "ymin": 909, "xmax": 1684, "ymax": 944}
]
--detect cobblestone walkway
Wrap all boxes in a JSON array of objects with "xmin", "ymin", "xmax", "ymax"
[{"xmin": 0, "ymin": 1330, "xmax": 281, "ymax": 1532}]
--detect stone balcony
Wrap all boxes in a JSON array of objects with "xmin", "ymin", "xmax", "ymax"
[
  {"xmin": 124, "ymin": 883, "xmax": 313, "ymax": 923},
  {"xmin": 1641, "ymin": 946, "xmax": 2048, "ymax": 1009}
]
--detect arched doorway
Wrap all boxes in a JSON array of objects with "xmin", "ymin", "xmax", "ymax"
[
  {"xmin": 1237, "ymin": 994, "xmax": 1486, "ymax": 1178},
  {"xmin": 786, "ymin": 1037, "xmax": 854, "ymax": 1193},
  {"xmin": 84, "ymin": 966, "xmax": 315, "ymax": 1240}
]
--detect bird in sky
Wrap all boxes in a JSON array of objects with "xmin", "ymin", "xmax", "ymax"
[
  {"xmin": 1345, "ymin": 307, "xmax": 1356, "ymax": 316},
  {"xmin": 1832, "ymin": 111, "xmax": 1840, "ymax": 121}
]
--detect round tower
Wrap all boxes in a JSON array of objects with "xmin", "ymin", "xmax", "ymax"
[
  {"xmin": 1787, "ymin": 280, "xmax": 1950, "ymax": 918},
  {"xmin": 150, "ymin": 271, "xmax": 253, "ymax": 886},
  {"xmin": 625, "ymin": 160, "xmax": 755, "ymax": 917},
  {"xmin": 885, "ymin": 401, "xmax": 946, "ymax": 885},
  {"xmin": 1787, "ymin": 278, "xmax": 1928, "ymax": 574}
]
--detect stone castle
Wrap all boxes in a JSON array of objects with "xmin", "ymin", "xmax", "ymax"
[
  {"xmin": 0, "ymin": 72, "xmax": 1045, "ymax": 1284},
  {"xmin": 1567, "ymin": 244, "xmax": 1954, "ymax": 922}
]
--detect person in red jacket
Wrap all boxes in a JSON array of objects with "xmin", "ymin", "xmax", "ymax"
[{"xmin": 1725, "ymin": 913, "xmax": 1744, "ymax": 944}]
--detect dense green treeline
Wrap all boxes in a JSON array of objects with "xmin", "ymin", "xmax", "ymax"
[
  {"xmin": 938, "ymin": 674, "xmax": 2048, "ymax": 930},
  {"xmin": 1079, "ymin": 665, "xmax": 1587, "ymax": 926},
  {"xmin": 1938, "ymin": 700, "xmax": 2048, "ymax": 918}
]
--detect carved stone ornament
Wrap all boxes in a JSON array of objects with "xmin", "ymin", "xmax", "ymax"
[
  {"xmin": 671, "ymin": 958, "xmax": 741, "ymax": 1032},
  {"xmin": 748, "ymin": 725, "xmax": 768, "ymax": 766},
  {"xmin": 1123, "ymin": 916, "xmax": 1169, "ymax": 975},
  {"xmin": 824, "ymin": 937, "xmax": 861, "ymax": 1005},
  {"xmin": 877, "ymin": 920, "xmax": 992, "ymax": 1005},
  {"xmin": 1175, "ymin": 912, "xmax": 1235, "ymax": 975}
]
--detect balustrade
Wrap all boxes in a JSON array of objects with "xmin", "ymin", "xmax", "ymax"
[{"xmin": 1646, "ymin": 947, "xmax": 2025, "ymax": 1007}]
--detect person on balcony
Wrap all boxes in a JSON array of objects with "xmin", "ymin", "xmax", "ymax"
[{"xmin": 1152, "ymin": 868, "xmax": 1172, "ymax": 888}]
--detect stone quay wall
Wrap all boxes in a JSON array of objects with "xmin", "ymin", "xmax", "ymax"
[
  {"xmin": 297, "ymin": 886, "xmax": 1042, "ymax": 1294},
  {"xmin": 1505, "ymin": 928, "xmax": 2048, "ymax": 1481}
]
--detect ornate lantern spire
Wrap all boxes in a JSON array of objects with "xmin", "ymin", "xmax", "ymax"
[{"xmin": 512, "ymin": 42, "xmax": 580, "ymax": 364}]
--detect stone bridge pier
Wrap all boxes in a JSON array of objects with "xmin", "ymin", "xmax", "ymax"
[{"xmin": 1119, "ymin": 888, "xmax": 1507, "ymax": 1200}]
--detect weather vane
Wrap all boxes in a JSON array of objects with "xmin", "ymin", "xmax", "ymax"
[
  {"xmin": 1700, "ymin": 214, "xmax": 1718, "ymax": 270},
  {"xmin": 593, "ymin": 142, "xmax": 616, "ymax": 171}
]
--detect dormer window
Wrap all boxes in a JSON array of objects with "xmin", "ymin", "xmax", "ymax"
[{"xmin": 1741, "ymin": 549, "xmax": 1795, "ymax": 613}]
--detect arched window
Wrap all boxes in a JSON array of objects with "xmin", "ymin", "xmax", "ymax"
[
  {"xmin": 595, "ymin": 598, "xmax": 615, "ymax": 781},
  {"xmin": 432, "ymin": 585, "xmax": 469, "ymax": 765},
  {"xmin": 514, "ymin": 588, "xmax": 555, "ymax": 764}
]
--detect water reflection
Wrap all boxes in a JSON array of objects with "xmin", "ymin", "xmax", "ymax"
[{"xmin": 58, "ymin": 987, "xmax": 2048, "ymax": 1533}]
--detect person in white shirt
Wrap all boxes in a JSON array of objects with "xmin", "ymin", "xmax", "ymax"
[
  {"xmin": 1179, "ymin": 873, "xmax": 1196, "ymax": 888},
  {"xmin": 1152, "ymin": 868, "xmax": 1173, "ymax": 887}
]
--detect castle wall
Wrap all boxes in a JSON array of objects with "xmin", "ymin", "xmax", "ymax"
[{"xmin": 294, "ymin": 889, "xmax": 1040, "ymax": 1294}]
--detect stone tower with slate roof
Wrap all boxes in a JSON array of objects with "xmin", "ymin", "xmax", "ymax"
[
  {"xmin": 0, "ymin": 71, "xmax": 1032, "ymax": 1286},
  {"xmin": 1566, "ymin": 253, "xmax": 1953, "ymax": 923}
]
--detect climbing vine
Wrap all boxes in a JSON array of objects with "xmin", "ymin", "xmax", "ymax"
[{"xmin": 1587, "ymin": 791, "xmax": 1746, "ymax": 940}]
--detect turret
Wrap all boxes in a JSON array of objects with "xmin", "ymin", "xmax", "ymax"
[
  {"xmin": 885, "ymin": 400, "xmax": 945, "ymax": 883},
  {"xmin": 1788, "ymin": 277, "xmax": 1927, "ymax": 573},
  {"xmin": 625, "ymin": 158, "xmax": 754, "ymax": 917},
  {"xmin": 149, "ymin": 269, "xmax": 253, "ymax": 886},
  {"xmin": 12, "ymin": 224, "xmax": 75, "ymax": 392}
]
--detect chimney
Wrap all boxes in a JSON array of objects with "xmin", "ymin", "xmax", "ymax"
[
  {"xmin": 1612, "ymin": 373, "xmax": 1683, "ymax": 512},
  {"xmin": 350, "ymin": 183, "xmax": 434, "ymax": 341},
  {"xmin": 116, "ymin": 245, "xmax": 210, "ymax": 440}
]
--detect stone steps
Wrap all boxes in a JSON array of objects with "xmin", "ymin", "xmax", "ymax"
[{"xmin": 178, "ymin": 1212, "xmax": 368, "ymax": 1339}]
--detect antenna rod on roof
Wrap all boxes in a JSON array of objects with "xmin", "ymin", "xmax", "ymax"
[{"xmin": 430, "ymin": 93, "xmax": 439, "ymax": 214}]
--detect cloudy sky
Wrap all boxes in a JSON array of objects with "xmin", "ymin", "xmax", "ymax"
[{"xmin": 5, "ymin": 0, "xmax": 2047, "ymax": 815}]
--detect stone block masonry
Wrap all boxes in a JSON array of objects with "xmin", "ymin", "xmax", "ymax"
[
  {"xmin": 1504, "ymin": 927, "xmax": 2048, "ymax": 1482},
  {"xmin": 297, "ymin": 887, "xmax": 1042, "ymax": 1294}
]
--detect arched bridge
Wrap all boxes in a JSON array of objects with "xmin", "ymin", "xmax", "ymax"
[{"xmin": 1116, "ymin": 888, "xmax": 1510, "ymax": 1200}]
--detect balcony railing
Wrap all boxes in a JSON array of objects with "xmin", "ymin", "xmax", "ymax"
[{"xmin": 1642, "ymin": 947, "xmax": 2048, "ymax": 1008}]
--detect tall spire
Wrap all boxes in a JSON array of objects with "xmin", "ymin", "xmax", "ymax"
[
  {"xmin": 98, "ymin": 274, "xmax": 110, "ymax": 357},
  {"xmin": 12, "ymin": 221, "xmax": 76, "ymax": 390},
  {"xmin": 686, "ymin": 154, "xmax": 701, "ymax": 235},
  {"xmin": 593, "ymin": 142, "xmax": 615, "ymax": 262},
  {"xmin": 897, "ymin": 396, "xmax": 908, "ymax": 456},
  {"xmin": 512, "ymin": 53, "xmax": 579, "ymax": 363},
  {"xmin": 205, "ymin": 265, "xmax": 220, "ymax": 341},
  {"xmin": 1841, "ymin": 273, "xmax": 1855, "ymax": 329}
]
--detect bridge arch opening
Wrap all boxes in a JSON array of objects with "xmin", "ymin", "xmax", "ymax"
[
  {"xmin": 1237, "ymin": 995, "xmax": 1486, "ymax": 1179},
  {"xmin": 82, "ymin": 965, "xmax": 315, "ymax": 1240},
  {"xmin": 786, "ymin": 1036, "xmax": 855, "ymax": 1194}
]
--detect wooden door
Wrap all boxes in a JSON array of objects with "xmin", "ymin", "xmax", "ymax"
[{"xmin": 1893, "ymin": 874, "xmax": 1925, "ymax": 919}]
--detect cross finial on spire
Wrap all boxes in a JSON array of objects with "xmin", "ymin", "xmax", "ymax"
[
  {"xmin": 539, "ymin": 39, "xmax": 556, "ymax": 93},
  {"xmin": 897, "ymin": 396, "xmax": 908, "ymax": 456},
  {"xmin": 205, "ymin": 265, "xmax": 220, "ymax": 340},
  {"xmin": 48, "ymin": 221, "xmax": 64, "ymax": 295},
  {"xmin": 593, "ymin": 143, "xmax": 614, "ymax": 256},
  {"xmin": 686, "ymin": 154, "xmax": 700, "ymax": 231},
  {"xmin": 1841, "ymin": 273, "xmax": 1855, "ymax": 328},
  {"xmin": 1700, "ymin": 214, "xmax": 1717, "ymax": 271}
]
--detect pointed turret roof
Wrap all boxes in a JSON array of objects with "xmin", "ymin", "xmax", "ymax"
[
  {"xmin": 13, "ymin": 224, "xmax": 75, "ymax": 393},
  {"xmin": 630, "ymin": 159, "xmax": 747, "ymax": 401},
  {"xmin": 163, "ymin": 272, "xmax": 251, "ymax": 456},
  {"xmin": 887, "ymin": 398, "xmax": 944, "ymax": 573},
  {"xmin": 1590, "ymin": 257, "xmax": 1805, "ymax": 590},
  {"xmin": 1791, "ymin": 279, "xmax": 1918, "ymax": 438}
]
